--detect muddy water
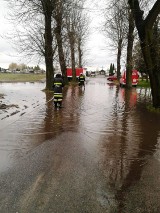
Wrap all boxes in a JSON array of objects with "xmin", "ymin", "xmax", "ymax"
[{"xmin": 0, "ymin": 77, "xmax": 160, "ymax": 212}]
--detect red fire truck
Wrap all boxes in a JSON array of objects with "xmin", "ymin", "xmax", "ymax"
[
  {"xmin": 66, "ymin": 68, "xmax": 84, "ymax": 80},
  {"xmin": 120, "ymin": 70, "xmax": 139, "ymax": 87}
]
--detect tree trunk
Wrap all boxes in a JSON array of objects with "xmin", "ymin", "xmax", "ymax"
[
  {"xmin": 69, "ymin": 31, "xmax": 76, "ymax": 82},
  {"xmin": 126, "ymin": 11, "xmax": 134, "ymax": 89},
  {"xmin": 78, "ymin": 38, "xmax": 82, "ymax": 68},
  {"xmin": 140, "ymin": 27, "xmax": 160, "ymax": 107},
  {"xmin": 149, "ymin": 71, "xmax": 160, "ymax": 107},
  {"xmin": 117, "ymin": 38, "xmax": 122, "ymax": 80},
  {"xmin": 55, "ymin": 25, "xmax": 68, "ymax": 85},
  {"xmin": 128, "ymin": 0, "xmax": 160, "ymax": 107},
  {"xmin": 54, "ymin": 0, "xmax": 68, "ymax": 85},
  {"xmin": 44, "ymin": 10, "xmax": 54, "ymax": 90}
]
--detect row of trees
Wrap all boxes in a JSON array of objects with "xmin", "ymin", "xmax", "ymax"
[
  {"xmin": 5, "ymin": 0, "xmax": 160, "ymax": 107},
  {"xmin": 109, "ymin": 63, "xmax": 116, "ymax": 76},
  {"xmin": 8, "ymin": 63, "xmax": 41, "ymax": 71},
  {"xmin": 103, "ymin": 0, "xmax": 160, "ymax": 108},
  {"xmin": 5, "ymin": 0, "xmax": 89, "ymax": 89}
]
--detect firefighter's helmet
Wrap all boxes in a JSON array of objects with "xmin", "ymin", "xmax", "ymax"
[{"xmin": 56, "ymin": 73, "xmax": 62, "ymax": 78}]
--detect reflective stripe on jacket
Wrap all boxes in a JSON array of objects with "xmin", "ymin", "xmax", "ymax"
[
  {"xmin": 79, "ymin": 75, "xmax": 85, "ymax": 82},
  {"xmin": 53, "ymin": 77, "xmax": 64, "ymax": 96},
  {"xmin": 54, "ymin": 93, "xmax": 63, "ymax": 98},
  {"xmin": 54, "ymin": 82, "xmax": 63, "ymax": 86}
]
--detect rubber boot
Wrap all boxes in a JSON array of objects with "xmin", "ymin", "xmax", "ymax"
[
  {"xmin": 54, "ymin": 102, "xmax": 57, "ymax": 108},
  {"xmin": 58, "ymin": 101, "xmax": 62, "ymax": 108}
]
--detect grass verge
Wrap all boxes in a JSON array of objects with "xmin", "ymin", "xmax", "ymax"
[
  {"xmin": 147, "ymin": 104, "xmax": 160, "ymax": 113},
  {"xmin": 137, "ymin": 79, "xmax": 150, "ymax": 87},
  {"xmin": 0, "ymin": 73, "xmax": 46, "ymax": 82}
]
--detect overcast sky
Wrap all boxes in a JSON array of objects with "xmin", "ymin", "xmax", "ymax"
[{"xmin": 0, "ymin": 0, "xmax": 116, "ymax": 70}]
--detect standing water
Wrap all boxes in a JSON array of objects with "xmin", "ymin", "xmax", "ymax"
[{"xmin": 0, "ymin": 77, "xmax": 160, "ymax": 213}]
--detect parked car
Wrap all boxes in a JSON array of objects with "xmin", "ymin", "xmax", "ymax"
[
  {"xmin": 120, "ymin": 70, "xmax": 139, "ymax": 86},
  {"xmin": 90, "ymin": 71, "xmax": 96, "ymax": 77},
  {"xmin": 107, "ymin": 74, "xmax": 117, "ymax": 81}
]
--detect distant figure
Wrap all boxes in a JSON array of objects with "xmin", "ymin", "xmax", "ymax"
[
  {"xmin": 78, "ymin": 73, "xmax": 85, "ymax": 88},
  {"xmin": 53, "ymin": 73, "xmax": 64, "ymax": 108}
]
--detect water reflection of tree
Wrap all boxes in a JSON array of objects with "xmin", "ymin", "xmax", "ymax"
[
  {"xmin": 116, "ymin": 88, "xmax": 160, "ymax": 212},
  {"xmin": 114, "ymin": 88, "xmax": 140, "ymax": 211},
  {"xmin": 100, "ymin": 86, "xmax": 160, "ymax": 212},
  {"xmin": 43, "ymin": 86, "xmax": 81, "ymax": 141},
  {"xmin": 137, "ymin": 87, "xmax": 152, "ymax": 104},
  {"xmin": 43, "ymin": 91, "xmax": 57, "ymax": 140}
]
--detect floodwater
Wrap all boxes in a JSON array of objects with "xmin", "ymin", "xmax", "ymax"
[{"xmin": 0, "ymin": 77, "xmax": 160, "ymax": 213}]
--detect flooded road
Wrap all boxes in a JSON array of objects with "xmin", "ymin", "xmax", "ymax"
[{"xmin": 0, "ymin": 77, "xmax": 160, "ymax": 212}]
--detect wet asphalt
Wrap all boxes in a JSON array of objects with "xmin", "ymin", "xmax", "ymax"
[{"xmin": 0, "ymin": 76, "xmax": 160, "ymax": 213}]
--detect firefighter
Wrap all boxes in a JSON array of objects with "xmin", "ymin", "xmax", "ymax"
[
  {"xmin": 53, "ymin": 73, "xmax": 64, "ymax": 108},
  {"xmin": 78, "ymin": 73, "xmax": 85, "ymax": 88}
]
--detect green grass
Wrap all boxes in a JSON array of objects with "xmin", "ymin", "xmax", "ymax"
[
  {"xmin": 137, "ymin": 79, "xmax": 150, "ymax": 87},
  {"xmin": 0, "ymin": 73, "xmax": 46, "ymax": 82},
  {"xmin": 147, "ymin": 104, "xmax": 160, "ymax": 113}
]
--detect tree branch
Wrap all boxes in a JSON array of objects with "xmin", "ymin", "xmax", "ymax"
[{"xmin": 145, "ymin": 0, "xmax": 160, "ymax": 29}]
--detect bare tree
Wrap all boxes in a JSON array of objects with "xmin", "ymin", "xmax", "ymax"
[
  {"xmin": 5, "ymin": 0, "xmax": 55, "ymax": 90},
  {"xmin": 39, "ymin": 0, "xmax": 55, "ymax": 90},
  {"xmin": 126, "ymin": 0, "xmax": 151, "ymax": 88},
  {"xmin": 65, "ymin": 1, "xmax": 77, "ymax": 82},
  {"xmin": 103, "ymin": 0, "xmax": 128, "ymax": 80},
  {"xmin": 53, "ymin": 0, "xmax": 68, "ymax": 84},
  {"xmin": 73, "ymin": 1, "xmax": 90, "ymax": 68},
  {"xmin": 76, "ymin": 14, "xmax": 90, "ymax": 68},
  {"xmin": 67, "ymin": 22, "xmax": 76, "ymax": 81},
  {"xmin": 125, "ymin": 9, "xmax": 135, "ymax": 88},
  {"xmin": 128, "ymin": 0, "xmax": 160, "ymax": 108},
  {"xmin": 64, "ymin": 0, "xmax": 88, "ymax": 82},
  {"xmin": 5, "ymin": 0, "xmax": 89, "ymax": 86}
]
